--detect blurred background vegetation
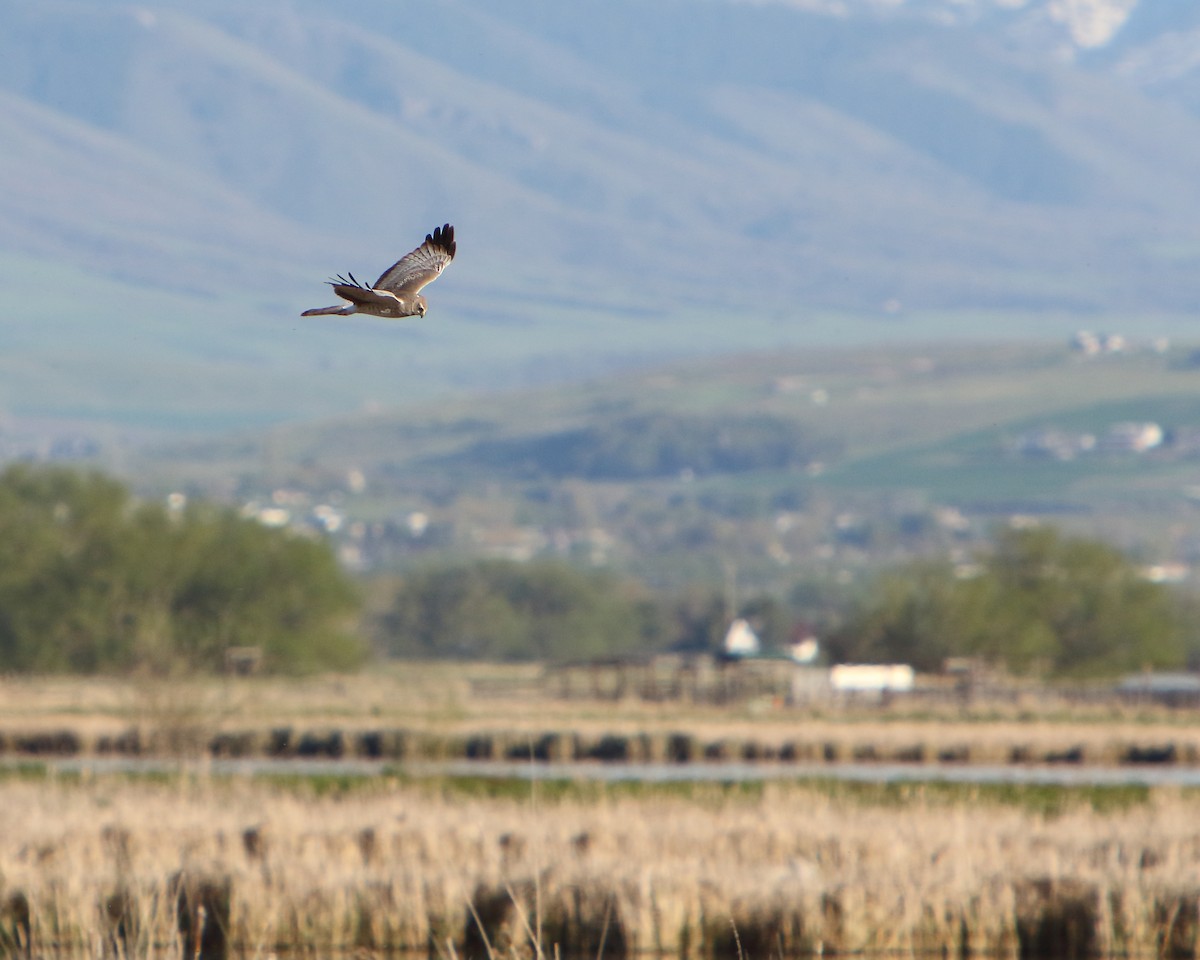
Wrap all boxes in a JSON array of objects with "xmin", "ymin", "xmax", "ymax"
[
  {"xmin": 0, "ymin": 465, "xmax": 362, "ymax": 675},
  {"xmin": 826, "ymin": 526, "xmax": 1193, "ymax": 678},
  {"xmin": 4, "ymin": 461, "xmax": 1197, "ymax": 680}
]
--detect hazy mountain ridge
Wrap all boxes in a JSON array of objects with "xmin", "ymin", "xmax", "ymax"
[
  {"xmin": 749, "ymin": 0, "xmax": 1136, "ymax": 51},
  {"xmin": 3, "ymin": 0, "xmax": 1200, "ymax": 431}
]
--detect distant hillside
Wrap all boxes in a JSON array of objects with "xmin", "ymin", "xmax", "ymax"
[
  {"xmin": 3, "ymin": 0, "xmax": 1200, "ymax": 431},
  {"xmin": 130, "ymin": 339, "xmax": 1200, "ymax": 595},
  {"xmin": 443, "ymin": 412, "xmax": 839, "ymax": 481}
]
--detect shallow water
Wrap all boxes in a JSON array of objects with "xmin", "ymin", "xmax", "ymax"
[{"xmin": 18, "ymin": 755, "xmax": 1200, "ymax": 786}]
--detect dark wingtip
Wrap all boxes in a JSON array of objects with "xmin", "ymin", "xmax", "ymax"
[{"xmin": 429, "ymin": 222, "xmax": 456, "ymax": 258}]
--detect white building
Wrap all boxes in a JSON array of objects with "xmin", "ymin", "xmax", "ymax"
[
  {"xmin": 722, "ymin": 619, "xmax": 760, "ymax": 658},
  {"xmin": 830, "ymin": 663, "xmax": 915, "ymax": 694},
  {"xmin": 1102, "ymin": 422, "xmax": 1163, "ymax": 453}
]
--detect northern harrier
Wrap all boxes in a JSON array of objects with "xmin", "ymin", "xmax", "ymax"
[{"xmin": 302, "ymin": 223, "xmax": 456, "ymax": 319}]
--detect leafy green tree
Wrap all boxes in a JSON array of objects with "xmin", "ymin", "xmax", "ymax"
[
  {"xmin": 982, "ymin": 526, "xmax": 1185, "ymax": 676},
  {"xmin": 823, "ymin": 559, "xmax": 966, "ymax": 672},
  {"xmin": 380, "ymin": 559, "xmax": 661, "ymax": 661},
  {"xmin": 831, "ymin": 526, "xmax": 1190, "ymax": 678},
  {"xmin": 0, "ymin": 465, "xmax": 361, "ymax": 674},
  {"xmin": 659, "ymin": 585, "xmax": 727, "ymax": 653},
  {"xmin": 0, "ymin": 466, "xmax": 134, "ymax": 671},
  {"xmin": 161, "ymin": 504, "xmax": 363, "ymax": 673}
]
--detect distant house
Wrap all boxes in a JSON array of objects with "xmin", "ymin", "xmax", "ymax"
[
  {"xmin": 1071, "ymin": 331, "xmax": 1126, "ymax": 357},
  {"xmin": 722, "ymin": 618, "xmax": 760, "ymax": 658},
  {"xmin": 1140, "ymin": 562, "xmax": 1190, "ymax": 584},
  {"xmin": 789, "ymin": 623, "xmax": 820, "ymax": 664},
  {"xmin": 1101, "ymin": 422, "xmax": 1163, "ymax": 453},
  {"xmin": 1071, "ymin": 330, "xmax": 1101, "ymax": 356}
]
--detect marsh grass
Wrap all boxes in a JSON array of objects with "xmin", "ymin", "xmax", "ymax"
[
  {"xmin": 274, "ymin": 769, "xmax": 1154, "ymax": 818},
  {"xmin": 3, "ymin": 772, "xmax": 1200, "ymax": 959},
  {"xmin": 5, "ymin": 671, "xmax": 1200, "ymax": 958}
]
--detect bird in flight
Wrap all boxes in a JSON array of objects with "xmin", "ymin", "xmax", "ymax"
[{"xmin": 302, "ymin": 223, "xmax": 456, "ymax": 319}]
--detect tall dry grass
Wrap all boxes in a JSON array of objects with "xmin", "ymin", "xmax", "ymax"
[{"xmin": 3, "ymin": 774, "xmax": 1200, "ymax": 958}]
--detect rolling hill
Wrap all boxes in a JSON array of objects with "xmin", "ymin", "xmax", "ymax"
[
  {"xmin": 2, "ymin": 0, "xmax": 1200, "ymax": 432},
  {"xmin": 125, "ymin": 338, "xmax": 1200, "ymax": 596}
]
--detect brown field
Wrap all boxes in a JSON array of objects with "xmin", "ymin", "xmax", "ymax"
[
  {"xmin": 1, "ymin": 668, "xmax": 1200, "ymax": 769},
  {"xmin": 2, "ymin": 772, "xmax": 1200, "ymax": 959},
  {"xmin": 3, "ymin": 670, "xmax": 1200, "ymax": 957}
]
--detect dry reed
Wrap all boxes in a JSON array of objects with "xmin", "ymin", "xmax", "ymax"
[{"xmin": 2, "ymin": 774, "xmax": 1200, "ymax": 959}]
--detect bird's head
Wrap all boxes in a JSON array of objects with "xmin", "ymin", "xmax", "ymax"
[{"xmin": 415, "ymin": 295, "xmax": 428, "ymax": 318}]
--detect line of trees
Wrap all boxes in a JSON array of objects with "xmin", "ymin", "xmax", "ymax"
[
  {"xmin": 374, "ymin": 561, "xmax": 804, "ymax": 663},
  {"xmin": 376, "ymin": 527, "xmax": 1200, "ymax": 677},
  {"xmin": 1, "ymin": 465, "xmax": 1196, "ymax": 679},
  {"xmin": 827, "ymin": 526, "xmax": 1196, "ymax": 678},
  {"xmin": 0, "ymin": 465, "xmax": 361, "ymax": 674},
  {"xmin": 377, "ymin": 559, "xmax": 662, "ymax": 660}
]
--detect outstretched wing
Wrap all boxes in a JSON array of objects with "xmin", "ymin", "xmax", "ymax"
[
  {"xmin": 328, "ymin": 282, "xmax": 400, "ymax": 310},
  {"xmin": 373, "ymin": 223, "xmax": 456, "ymax": 294}
]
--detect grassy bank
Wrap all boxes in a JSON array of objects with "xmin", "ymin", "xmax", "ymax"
[{"xmin": 3, "ymin": 771, "xmax": 1200, "ymax": 958}]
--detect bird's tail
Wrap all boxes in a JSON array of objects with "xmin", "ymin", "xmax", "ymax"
[{"xmin": 301, "ymin": 304, "xmax": 355, "ymax": 317}]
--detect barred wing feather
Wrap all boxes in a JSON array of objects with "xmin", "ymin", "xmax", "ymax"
[{"xmin": 373, "ymin": 223, "xmax": 456, "ymax": 294}]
